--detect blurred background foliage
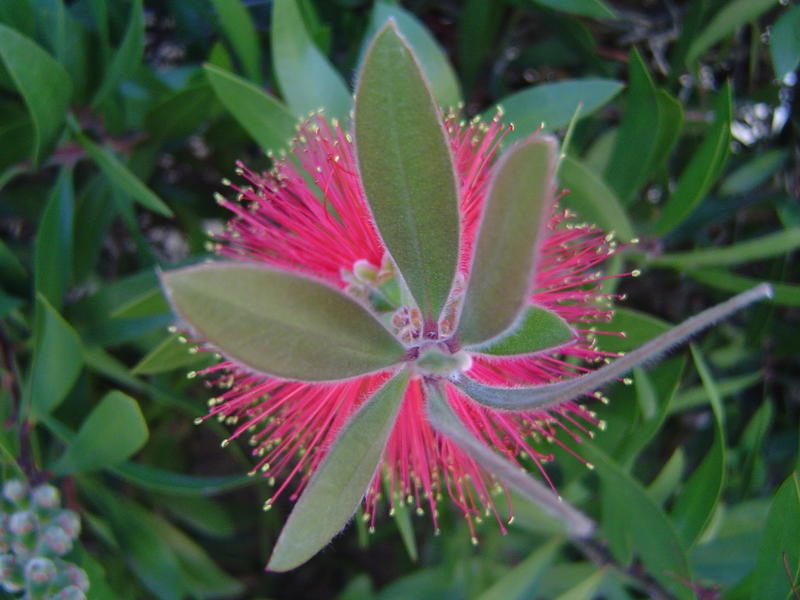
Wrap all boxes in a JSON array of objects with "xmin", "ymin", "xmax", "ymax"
[{"xmin": 0, "ymin": 0, "xmax": 799, "ymax": 598}]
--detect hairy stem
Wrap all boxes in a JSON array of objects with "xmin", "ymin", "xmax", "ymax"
[{"xmin": 455, "ymin": 283, "xmax": 772, "ymax": 411}]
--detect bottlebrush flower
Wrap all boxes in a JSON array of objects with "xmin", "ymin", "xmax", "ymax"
[{"xmin": 161, "ymin": 22, "xmax": 771, "ymax": 571}]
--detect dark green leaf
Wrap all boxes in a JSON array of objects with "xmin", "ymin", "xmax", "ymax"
[
  {"xmin": 71, "ymin": 124, "xmax": 173, "ymax": 217},
  {"xmin": 0, "ymin": 23, "xmax": 72, "ymax": 163},
  {"xmin": 162, "ymin": 262, "xmax": 406, "ymax": 381},
  {"xmin": 671, "ymin": 347, "xmax": 726, "ymax": 547},
  {"xmin": 34, "ymin": 167, "xmax": 73, "ymax": 310},
  {"xmin": 366, "ymin": 4, "xmax": 461, "ymax": 108},
  {"xmin": 268, "ymin": 370, "xmax": 410, "ymax": 571},
  {"xmin": 527, "ymin": 0, "xmax": 616, "ymax": 19},
  {"xmin": 457, "ymin": 137, "xmax": 557, "ymax": 347},
  {"xmin": 688, "ymin": 268, "xmax": 800, "ymax": 307},
  {"xmin": 720, "ymin": 149, "xmax": 788, "ymax": 196},
  {"xmin": 30, "ymin": 294, "xmax": 82, "ymax": 415},
  {"xmin": 558, "ymin": 155, "xmax": 635, "ymax": 242},
  {"xmin": 474, "ymin": 306, "xmax": 575, "ymax": 356},
  {"xmin": 113, "ymin": 461, "xmax": 253, "ymax": 496},
  {"xmin": 492, "ymin": 79, "xmax": 623, "ymax": 144},
  {"xmin": 157, "ymin": 495, "xmax": 235, "ymax": 538},
  {"xmin": 204, "ymin": 63, "xmax": 297, "ymax": 152},
  {"xmin": 751, "ymin": 473, "xmax": 800, "ymax": 599},
  {"xmin": 552, "ymin": 570, "xmax": 607, "ymax": 600},
  {"xmin": 656, "ymin": 83, "xmax": 732, "ymax": 234},
  {"xmin": 210, "ymin": 0, "xmax": 260, "ymax": 82},
  {"xmin": 271, "ymin": 0, "xmax": 351, "ymax": 119},
  {"xmin": 91, "ymin": 0, "xmax": 143, "ymax": 106},
  {"xmin": 770, "ymin": 5, "xmax": 800, "ymax": 80},
  {"xmin": 53, "ymin": 390, "xmax": 148, "ymax": 474},
  {"xmin": 581, "ymin": 442, "xmax": 693, "ymax": 599},
  {"xmin": 145, "ymin": 83, "xmax": 219, "ymax": 142},
  {"xmin": 686, "ymin": 0, "xmax": 778, "ymax": 64},
  {"xmin": 355, "ymin": 23, "xmax": 459, "ymax": 324}
]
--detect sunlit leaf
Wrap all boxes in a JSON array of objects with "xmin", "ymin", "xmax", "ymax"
[
  {"xmin": 162, "ymin": 262, "xmax": 406, "ymax": 381},
  {"xmin": 268, "ymin": 370, "xmax": 410, "ymax": 571},
  {"xmin": 457, "ymin": 137, "xmax": 557, "ymax": 347},
  {"xmin": 355, "ymin": 23, "xmax": 459, "ymax": 324}
]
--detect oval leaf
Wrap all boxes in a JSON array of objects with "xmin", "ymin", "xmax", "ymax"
[
  {"xmin": 161, "ymin": 262, "xmax": 406, "ymax": 381},
  {"xmin": 491, "ymin": 79, "xmax": 623, "ymax": 144},
  {"xmin": 457, "ymin": 136, "xmax": 557, "ymax": 348},
  {"xmin": 204, "ymin": 63, "xmax": 297, "ymax": 152},
  {"xmin": 355, "ymin": 22, "xmax": 459, "ymax": 325},
  {"xmin": 0, "ymin": 23, "xmax": 72, "ymax": 164},
  {"xmin": 53, "ymin": 390, "xmax": 149, "ymax": 474},
  {"xmin": 267, "ymin": 370, "xmax": 410, "ymax": 571},
  {"xmin": 271, "ymin": 0, "xmax": 352, "ymax": 119},
  {"xmin": 476, "ymin": 306, "xmax": 575, "ymax": 356}
]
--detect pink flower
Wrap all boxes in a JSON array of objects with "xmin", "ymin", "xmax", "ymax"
[{"xmin": 196, "ymin": 112, "xmax": 624, "ymax": 540}]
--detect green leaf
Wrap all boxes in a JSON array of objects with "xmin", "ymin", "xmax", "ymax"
[
  {"xmin": 209, "ymin": 0, "xmax": 260, "ymax": 83},
  {"xmin": 71, "ymin": 123, "xmax": 173, "ymax": 217},
  {"xmin": 457, "ymin": 136, "xmax": 557, "ymax": 347},
  {"xmin": 268, "ymin": 370, "xmax": 410, "ymax": 571},
  {"xmin": 604, "ymin": 50, "xmax": 668, "ymax": 204},
  {"xmin": 29, "ymin": 294, "xmax": 82, "ymax": 415},
  {"xmin": 527, "ymin": 0, "xmax": 616, "ymax": 19},
  {"xmin": 649, "ymin": 228, "xmax": 800, "ymax": 269},
  {"xmin": 552, "ymin": 569, "xmax": 607, "ymax": 600},
  {"xmin": 204, "ymin": 63, "xmax": 297, "ymax": 152},
  {"xmin": 162, "ymin": 263, "xmax": 406, "ymax": 381},
  {"xmin": 145, "ymin": 82, "xmax": 219, "ymax": 142},
  {"xmin": 581, "ymin": 442, "xmax": 694, "ymax": 599},
  {"xmin": 656, "ymin": 83, "xmax": 732, "ymax": 234},
  {"xmin": 770, "ymin": 5, "xmax": 800, "ymax": 80},
  {"xmin": 0, "ymin": 23, "xmax": 72, "ymax": 164},
  {"xmin": 558, "ymin": 155, "xmax": 635, "ymax": 242},
  {"xmin": 53, "ymin": 390, "xmax": 148, "ymax": 474},
  {"xmin": 0, "ymin": 237, "xmax": 27, "ymax": 287},
  {"xmin": 131, "ymin": 333, "xmax": 209, "ymax": 375},
  {"xmin": 671, "ymin": 347, "xmax": 726, "ymax": 547},
  {"xmin": 751, "ymin": 472, "xmax": 800, "ymax": 599},
  {"xmin": 355, "ymin": 23, "xmax": 459, "ymax": 324},
  {"xmin": 91, "ymin": 0, "xmax": 143, "ymax": 106},
  {"xmin": 366, "ymin": 4, "xmax": 461, "ymax": 108},
  {"xmin": 648, "ymin": 448, "xmax": 687, "ymax": 505},
  {"xmin": 686, "ymin": 0, "xmax": 778, "ymax": 64},
  {"xmin": 271, "ymin": 0, "xmax": 351, "ymax": 119},
  {"xmin": 688, "ymin": 268, "xmax": 800, "ymax": 307},
  {"xmin": 477, "ymin": 538, "xmax": 562, "ymax": 600},
  {"xmin": 157, "ymin": 495, "xmax": 235, "ymax": 538},
  {"xmin": 492, "ymin": 79, "xmax": 623, "ymax": 144},
  {"xmin": 475, "ymin": 306, "xmax": 575, "ymax": 356},
  {"xmin": 113, "ymin": 461, "xmax": 253, "ymax": 496},
  {"xmin": 34, "ymin": 167, "xmax": 73, "ymax": 310}
]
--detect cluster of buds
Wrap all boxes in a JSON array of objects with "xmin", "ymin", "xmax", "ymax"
[{"xmin": 0, "ymin": 479, "xmax": 88, "ymax": 600}]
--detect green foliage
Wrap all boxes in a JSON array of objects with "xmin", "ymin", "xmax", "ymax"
[{"xmin": 0, "ymin": 0, "xmax": 796, "ymax": 598}]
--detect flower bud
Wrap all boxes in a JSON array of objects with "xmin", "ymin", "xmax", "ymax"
[
  {"xmin": 31, "ymin": 485, "xmax": 61, "ymax": 511},
  {"xmin": 9, "ymin": 510, "xmax": 37, "ymax": 537},
  {"xmin": 63, "ymin": 564, "xmax": 89, "ymax": 591},
  {"xmin": 53, "ymin": 510, "xmax": 81, "ymax": 540},
  {"xmin": 0, "ymin": 515, "xmax": 10, "ymax": 553},
  {"xmin": 25, "ymin": 556, "xmax": 57, "ymax": 585},
  {"xmin": 50, "ymin": 585, "xmax": 87, "ymax": 600},
  {"xmin": 2, "ymin": 479, "xmax": 28, "ymax": 506},
  {"xmin": 41, "ymin": 526, "xmax": 72, "ymax": 556},
  {"xmin": 0, "ymin": 553, "xmax": 23, "ymax": 592}
]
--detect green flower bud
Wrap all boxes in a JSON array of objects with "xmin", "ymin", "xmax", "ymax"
[
  {"xmin": 9, "ymin": 510, "xmax": 37, "ymax": 537},
  {"xmin": 25, "ymin": 556, "xmax": 56, "ymax": 585},
  {"xmin": 0, "ymin": 554, "xmax": 23, "ymax": 592},
  {"xmin": 2, "ymin": 480, "xmax": 28, "ymax": 507},
  {"xmin": 41, "ymin": 526, "xmax": 72, "ymax": 557},
  {"xmin": 31, "ymin": 485, "xmax": 61, "ymax": 512},
  {"xmin": 53, "ymin": 511, "xmax": 81, "ymax": 540},
  {"xmin": 50, "ymin": 585, "xmax": 87, "ymax": 600}
]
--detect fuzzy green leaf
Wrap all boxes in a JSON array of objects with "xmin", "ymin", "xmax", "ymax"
[
  {"xmin": 476, "ymin": 306, "xmax": 575, "ymax": 356},
  {"xmin": 161, "ymin": 262, "xmax": 406, "ymax": 381},
  {"xmin": 0, "ymin": 23, "xmax": 72, "ymax": 164},
  {"xmin": 271, "ymin": 0, "xmax": 351, "ymax": 119},
  {"xmin": 53, "ymin": 390, "xmax": 148, "ymax": 474},
  {"xmin": 355, "ymin": 23, "xmax": 459, "ymax": 324},
  {"xmin": 268, "ymin": 370, "xmax": 410, "ymax": 571},
  {"xmin": 457, "ymin": 136, "xmax": 557, "ymax": 348},
  {"xmin": 204, "ymin": 63, "xmax": 297, "ymax": 153}
]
